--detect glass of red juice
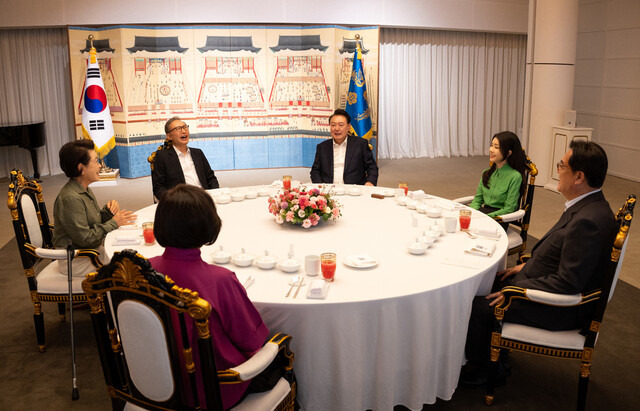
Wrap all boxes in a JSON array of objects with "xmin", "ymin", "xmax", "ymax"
[
  {"xmin": 142, "ymin": 222, "xmax": 155, "ymax": 245},
  {"xmin": 459, "ymin": 209, "xmax": 472, "ymax": 230},
  {"xmin": 282, "ymin": 175, "xmax": 292, "ymax": 191},
  {"xmin": 320, "ymin": 252, "xmax": 336, "ymax": 282},
  {"xmin": 398, "ymin": 182, "xmax": 408, "ymax": 195}
]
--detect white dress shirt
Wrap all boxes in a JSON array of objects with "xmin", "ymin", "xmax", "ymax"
[
  {"xmin": 173, "ymin": 145, "xmax": 203, "ymax": 188},
  {"xmin": 332, "ymin": 138, "xmax": 348, "ymax": 184},
  {"xmin": 564, "ymin": 189, "xmax": 601, "ymax": 211}
]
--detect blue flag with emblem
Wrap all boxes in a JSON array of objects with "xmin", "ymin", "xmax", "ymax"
[
  {"xmin": 81, "ymin": 45, "xmax": 115, "ymax": 159},
  {"xmin": 345, "ymin": 42, "xmax": 373, "ymax": 149}
]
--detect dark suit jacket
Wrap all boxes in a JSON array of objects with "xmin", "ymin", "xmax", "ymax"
[
  {"xmin": 505, "ymin": 190, "xmax": 617, "ymax": 330},
  {"xmin": 310, "ymin": 136, "xmax": 378, "ymax": 185},
  {"xmin": 151, "ymin": 146, "xmax": 219, "ymax": 200}
]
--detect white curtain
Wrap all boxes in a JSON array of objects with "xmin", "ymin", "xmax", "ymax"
[
  {"xmin": 0, "ymin": 28, "xmax": 74, "ymax": 178},
  {"xmin": 378, "ymin": 28, "xmax": 527, "ymax": 159}
]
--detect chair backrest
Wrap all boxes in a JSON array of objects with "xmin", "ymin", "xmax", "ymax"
[
  {"xmin": 586, "ymin": 194, "xmax": 635, "ymax": 344},
  {"xmin": 82, "ymin": 249, "xmax": 225, "ymax": 411},
  {"xmin": 501, "ymin": 155, "xmax": 537, "ymax": 251},
  {"xmin": 147, "ymin": 138, "xmax": 172, "ymax": 172},
  {"xmin": 7, "ymin": 169, "xmax": 54, "ymax": 269}
]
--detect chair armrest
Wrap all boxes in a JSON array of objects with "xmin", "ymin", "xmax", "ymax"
[
  {"xmin": 493, "ymin": 209, "xmax": 525, "ymax": 223},
  {"xmin": 32, "ymin": 246, "xmax": 102, "ymax": 268},
  {"xmin": 498, "ymin": 286, "xmax": 601, "ymax": 312},
  {"xmin": 219, "ymin": 333, "xmax": 293, "ymax": 383},
  {"xmin": 453, "ymin": 196, "xmax": 474, "ymax": 204}
]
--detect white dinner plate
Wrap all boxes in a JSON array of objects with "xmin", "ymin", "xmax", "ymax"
[{"xmin": 343, "ymin": 255, "xmax": 378, "ymax": 269}]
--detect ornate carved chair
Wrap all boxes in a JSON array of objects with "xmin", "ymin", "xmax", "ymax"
[
  {"xmin": 484, "ymin": 194, "xmax": 636, "ymax": 410},
  {"xmin": 454, "ymin": 155, "xmax": 538, "ymax": 257},
  {"xmin": 7, "ymin": 169, "xmax": 102, "ymax": 352},
  {"xmin": 148, "ymin": 138, "xmax": 172, "ymax": 203},
  {"xmin": 82, "ymin": 249, "xmax": 297, "ymax": 411}
]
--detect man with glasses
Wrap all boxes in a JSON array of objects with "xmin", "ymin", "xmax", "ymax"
[
  {"xmin": 152, "ymin": 116, "xmax": 219, "ymax": 200},
  {"xmin": 460, "ymin": 140, "xmax": 617, "ymax": 387}
]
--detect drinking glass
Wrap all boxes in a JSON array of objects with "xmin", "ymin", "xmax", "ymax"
[
  {"xmin": 305, "ymin": 255, "xmax": 320, "ymax": 276},
  {"xmin": 282, "ymin": 175, "xmax": 292, "ymax": 191},
  {"xmin": 459, "ymin": 209, "xmax": 472, "ymax": 231},
  {"xmin": 320, "ymin": 252, "xmax": 337, "ymax": 282},
  {"xmin": 142, "ymin": 222, "xmax": 155, "ymax": 245},
  {"xmin": 398, "ymin": 182, "xmax": 408, "ymax": 195}
]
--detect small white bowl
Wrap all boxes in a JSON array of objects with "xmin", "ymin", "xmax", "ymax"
[
  {"xmin": 278, "ymin": 258, "xmax": 301, "ymax": 273},
  {"xmin": 419, "ymin": 234, "xmax": 437, "ymax": 245},
  {"xmin": 215, "ymin": 195, "xmax": 231, "ymax": 204},
  {"xmin": 407, "ymin": 241, "xmax": 427, "ymax": 255},
  {"xmin": 333, "ymin": 187, "xmax": 346, "ymax": 195},
  {"xmin": 347, "ymin": 187, "xmax": 362, "ymax": 196},
  {"xmin": 232, "ymin": 249, "xmax": 255, "ymax": 267},
  {"xmin": 211, "ymin": 248, "xmax": 231, "ymax": 264},
  {"xmin": 231, "ymin": 193, "xmax": 245, "ymax": 202},
  {"xmin": 431, "ymin": 224, "xmax": 444, "ymax": 235},
  {"xmin": 257, "ymin": 188, "xmax": 271, "ymax": 197},
  {"xmin": 255, "ymin": 254, "xmax": 278, "ymax": 270},
  {"xmin": 406, "ymin": 200, "xmax": 418, "ymax": 210},
  {"xmin": 245, "ymin": 191, "xmax": 258, "ymax": 199},
  {"xmin": 425, "ymin": 229, "xmax": 440, "ymax": 240},
  {"xmin": 395, "ymin": 196, "xmax": 408, "ymax": 206},
  {"xmin": 426, "ymin": 207, "xmax": 442, "ymax": 218},
  {"xmin": 416, "ymin": 203, "xmax": 428, "ymax": 214}
]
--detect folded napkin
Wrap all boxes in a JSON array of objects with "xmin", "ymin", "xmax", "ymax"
[
  {"xmin": 307, "ymin": 279, "xmax": 329, "ymax": 299},
  {"xmin": 112, "ymin": 236, "xmax": 141, "ymax": 246},
  {"xmin": 436, "ymin": 199, "xmax": 461, "ymax": 211},
  {"xmin": 473, "ymin": 228, "xmax": 501, "ymax": 239},
  {"xmin": 465, "ymin": 240, "xmax": 497, "ymax": 257},
  {"xmin": 236, "ymin": 273, "xmax": 255, "ymax": 290},
  {"xmin": 409, "ymin": 190, "xmax": 427, "ymax": 200},
  {"xmin": 347, "ymin": 254, "xmax": 377, "ymax": 267},
  {"xmin": 118, "ymin": 224, "xmax": 140, "ymax": 230}
]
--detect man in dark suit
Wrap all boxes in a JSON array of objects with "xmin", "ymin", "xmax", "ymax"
[
  {"xmin": 461, "ymin": 140, "xmax": 617, "ymax": 386},
  {"xmin": 152, "ymin": 117, "xmax": 219, "ymax": 201},
  {"xmin": 310, "ymin": 109, "xmax": 378, "ymax": 186}
]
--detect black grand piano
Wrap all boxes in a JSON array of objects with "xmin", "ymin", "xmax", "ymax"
[{"xmin": 0, "ymin": 121, "xmax": 46, "ymax": 179}]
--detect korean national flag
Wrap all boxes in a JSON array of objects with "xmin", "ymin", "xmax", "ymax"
[{"xmin": 81, "ymin": 47, "xmax": 114, "ymax": 158}]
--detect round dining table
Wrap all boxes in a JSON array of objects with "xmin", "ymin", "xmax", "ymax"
[{"xmin": 105, "ymin": 184, "xmax": 508, "ymax": 411}]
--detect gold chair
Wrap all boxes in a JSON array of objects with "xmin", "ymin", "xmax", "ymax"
[
  {"xmin": 83, "ymin": 249, "xmax": 297, "ymax": 411},
  {"xmin": 454, "ymin": 155, "xmax": 538, "ymax": 257},
  {"xmin": 147, "ymin": 137, "xmax": 172, "ymax": 172},
  {"xmin": 6, "ymin": 169, "xmax": 102, "ymax": 352},
  {"xmin": 484, "ymin": 194, "xmax": 636, "ymax": 410}
]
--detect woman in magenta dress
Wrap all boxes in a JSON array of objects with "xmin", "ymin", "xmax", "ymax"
[{"xmin": 150, "ymin": 184, "xmax": 268, "ymax": 409}]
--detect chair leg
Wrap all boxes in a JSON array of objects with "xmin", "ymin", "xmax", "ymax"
[
  {"xmin": 577, "ymin": 362, "xmax": 590, "ymax": 411},
  {"xmin": 33, "ymin": 302, "xmax": 46, "ymax": 352},
  {"xmin": 484, "ymin": 347, "xmax": 501, "ymax": 405},
  {"xmin": 58, "ymin": 302, "xmax": 66, "ymax": 321}
]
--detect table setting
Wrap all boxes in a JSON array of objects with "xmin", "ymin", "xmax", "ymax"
[{"xmin": 104, "ymin": 181, "xmax": 508, "ymax": 411}]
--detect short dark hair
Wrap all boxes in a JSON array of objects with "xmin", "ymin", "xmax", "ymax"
[
  {"xmin": 329, "ymin": 109, "xmax": 351, "ymax": 124},
  {"xmin": 154, "ymin": 184, "xmax": 222, "ymax": 249},
  {"xmin": 59, "ymin": 139, "xmax": 95, "ymax": 178},
  {"xmin": 164, "ymin": 116, "xmax": 182, "ymax": 134},
  {"xmin": 568, "ymin": 140, "xmax": 608, "ymax": 188}
]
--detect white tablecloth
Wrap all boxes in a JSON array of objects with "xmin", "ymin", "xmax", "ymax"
[{"xmin": 105, "ymin": 184, "xmax": 508, "ymax": 411}]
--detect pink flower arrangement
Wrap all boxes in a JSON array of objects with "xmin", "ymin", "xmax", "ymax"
[{"xmin": 268, "ymin": 186, "xmax": 342, "ymax": 228}]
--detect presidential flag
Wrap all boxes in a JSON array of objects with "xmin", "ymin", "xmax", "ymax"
[
  {"xmin": 345, "ymin": 41, "xmax": 373, "ymax": 147},
  {"xmin": 81, "ymin": 46, "xmax": 114, "ymax": 158}
]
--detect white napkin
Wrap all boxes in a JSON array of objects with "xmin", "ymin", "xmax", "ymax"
[
  {"xmin": 112, "ymin": 236, "xmax": 141, "ymax": 246},
  {"xmin": 409, "ymin": 190, "xmax": 427, "ymax": 200},
  {"xmin": 347, "ymin": 254, "xmax": 377, "ymax": 267},
  {"xmin": 465, "ymin": 240, "xmax": 496, "ymax": 257},
  {"xmin": 119, "ymin": 224, "xmax": 140, "ymax": 230},
  {"xmin": 436, "ymin": 199, "xmax": 460, "ymax": 211},
  {"xmin": 307, "ymin": 279, "xmax": 328, "ymax": 299},
  {"xmin": 236, "ymin": 273, "xmax": 255, "ymax": 290},
  {"xmin": 473, "ymin": 228, "xmax": 501, "ymax": 239}
]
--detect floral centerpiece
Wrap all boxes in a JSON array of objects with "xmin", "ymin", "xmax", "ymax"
[{"xmin": 268, "ymin": 186, "xmax": 342, "ymax": 228}]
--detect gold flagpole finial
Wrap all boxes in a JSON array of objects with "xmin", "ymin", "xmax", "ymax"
[
  {"xmin": 355, "ymin": 34, "xmax": 360, "ymax": 40},
  {"xmin": 87, "ymin": 35, "xmax": 97, "ymax": 64}
]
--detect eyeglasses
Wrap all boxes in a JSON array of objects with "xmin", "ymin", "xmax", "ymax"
[
  {"xmin": 556, "ymin": 161, "xmax": 568, "ymax": 172},
  {"xmin": 169, "ymin": 124, "xmax": 189, "ymax": 133}
]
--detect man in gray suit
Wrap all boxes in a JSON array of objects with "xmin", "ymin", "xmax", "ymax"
[
  {"xmin": 461, "ymin": 140, "xmax": 617, "ymax": 386},
  {"xmin": 152, "ymin": 116, "xmax": 219, "ymax": 201}
]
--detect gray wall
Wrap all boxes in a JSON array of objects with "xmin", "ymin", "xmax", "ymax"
[
  {"xmin": 2, "ymin": 0, "xmax": 528, "ymax": 33},
  {"xmin": 574, "ymin": 0, "xmax": 640, "ymax": 181}
]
